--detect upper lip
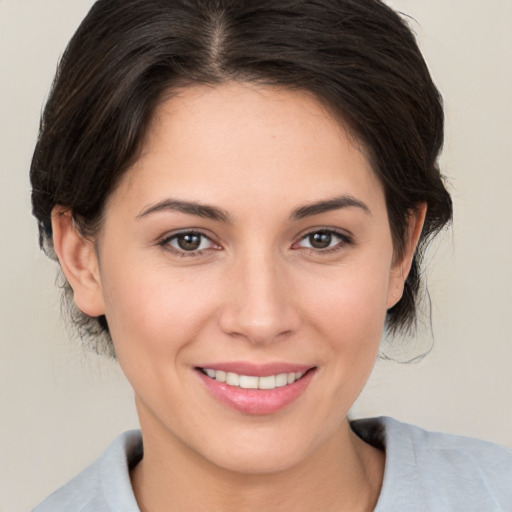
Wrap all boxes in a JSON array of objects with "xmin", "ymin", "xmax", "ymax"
[{"xmin": 196, "ymin": 362, "xmax": 315, "ymax": 377}]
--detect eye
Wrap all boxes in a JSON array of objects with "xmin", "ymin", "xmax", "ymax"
[
  {"xmin": 161, "ymin": 231, "xmax": 217, "ymax": 254},
  {"xmin": 295, "ymin": 229, "xmax": 350, "ymax": 251}
]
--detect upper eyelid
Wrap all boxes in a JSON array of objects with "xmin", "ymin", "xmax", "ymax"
[
  {"xmin": 160, "ymin": 228, "xmax": 214, "ymax": 242},
  {"xmin": 295, "ymin": 226, "xmax": 353, "ymax": 242},
  {"xmin": 159, "ymin": 230, "xmax": 218, "ymax": 250}
]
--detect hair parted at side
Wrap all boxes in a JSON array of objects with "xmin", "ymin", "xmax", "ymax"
[{"xmin": 31, "ymin": 0, "xmax": 452, "ymax": 356}]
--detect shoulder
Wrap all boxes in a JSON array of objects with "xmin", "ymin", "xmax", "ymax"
[
  {"xmin": 31, "ymin": 430, "xmax": 142, "ymax": 512},
  {"xmin": 351, "ymin": 417, "xmax": 512, "ymax": 512}
]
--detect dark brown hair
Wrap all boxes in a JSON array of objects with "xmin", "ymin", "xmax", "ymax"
[{"xmin": 31, "ymin": 0, "xmax": 452, "ymax": 356}]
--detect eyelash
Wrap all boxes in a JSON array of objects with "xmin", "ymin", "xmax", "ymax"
[
  {"xmin": 158, "ymin": 228, "xmax": 352, "ymax": 257},
  {"xmin": 159, "ymin": 230, "xmax": 218, "ymax": 257},
  {"xmin": 293, "ymin": 229, "xmax": 352, "ymax": 254}
]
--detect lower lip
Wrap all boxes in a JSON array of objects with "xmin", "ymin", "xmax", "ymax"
[{"xmin": 197, "ymin": 369, "xmax": 316, "ymax": 415}]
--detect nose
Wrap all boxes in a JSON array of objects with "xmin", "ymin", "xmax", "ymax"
[{"xmin": 218, "ymin": 251, "xmax": 301, "ymax": 345}]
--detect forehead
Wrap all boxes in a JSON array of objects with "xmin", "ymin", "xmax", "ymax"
[{"xmin": 112, "ymin": 82, "xmax": 385, "ymax": 217}]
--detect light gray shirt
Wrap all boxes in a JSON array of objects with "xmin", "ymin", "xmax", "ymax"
[{"xmin": 32, "ymin": 417, "xmax": 512, "ymax": 511}]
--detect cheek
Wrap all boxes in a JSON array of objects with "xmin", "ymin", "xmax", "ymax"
[
  {"xmin": 99, "ymin": 264, "xmax": 223, "ymax": 412},
  {"xmin": 303, "ymin": 260, "xmax": 391, "ymax": 340},
  {"xmin": 100, "ymin": 259, "xmax": 219, "ymax": 357},
  {"xmin": 297, "ymin": 256, "xmax": 391, "ymax": 391}
]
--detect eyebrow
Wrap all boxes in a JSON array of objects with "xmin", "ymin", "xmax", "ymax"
[
  {"xmin": 136, "ymin": 194, "xmax": 370, "ymax": 223},
  {"xmin": 136, "ymin": 199, "xmax": 232, "ymax": 223},
  {"xmin": 290, "ymin": 195, "xmax": 371, "ymax": 220}
]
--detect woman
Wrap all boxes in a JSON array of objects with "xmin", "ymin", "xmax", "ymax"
[{"xmin": 30, "ymin": 0, "xmax": 511, "ymax": 510}]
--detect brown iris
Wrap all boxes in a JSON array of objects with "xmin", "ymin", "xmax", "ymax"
[
  {"xmin": 176, "ymin": 233, "xmax": 202, "ymax": 251},
  {"xmin": 308, "ymin": 231, "xmax": 333, "ymax": 249}
]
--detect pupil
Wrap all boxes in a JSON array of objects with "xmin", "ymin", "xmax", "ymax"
[
  {"xmin": 310, "ymin": 232, "xmax": 331, "ymax": 249},
  {"xmin": 178, "ymin": 234, "xmax": 201, "ymax": 251}
]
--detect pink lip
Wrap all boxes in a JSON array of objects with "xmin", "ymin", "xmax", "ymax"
[{"xmin": 196, "ymin": 363, "xmax": 316, "ymax": 415}]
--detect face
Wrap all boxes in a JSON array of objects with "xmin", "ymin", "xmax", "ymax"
[{"xmin": 79, "ymin": 83, "xmax": 410, "ymax": 473}]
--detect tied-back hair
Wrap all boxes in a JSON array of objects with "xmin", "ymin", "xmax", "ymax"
[{"xmin": 31, "ymin": 0, "xmax": 452, "ymax": 356}]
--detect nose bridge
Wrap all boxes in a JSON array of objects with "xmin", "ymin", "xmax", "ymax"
[{"xmin": 219, "ymin": 244, "xmax": 298, "ymax": 343}]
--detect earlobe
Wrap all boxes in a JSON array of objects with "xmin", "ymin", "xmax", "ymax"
[
  {"xmin": 51, "ymin": 206, "xmax": 105, "ymax": 317},
  {"xmin": 386, "ymin": 203, "xmax": 427, "ymax": 309}
]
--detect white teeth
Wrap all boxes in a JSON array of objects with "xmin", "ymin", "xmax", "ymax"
[
  {"xmin": 258, "ymin": 375, "xmax": 276, "ymax": 389},
  {"xmin": 240, "ymin": 375, "xmax": 259, "ymax": 389},
  {"xmin": 202, "ymin": 369, "xmax": 308, "ymax": 389},
  {"xmin": 226, "ymin": 372, "xmax": 240, "ymax": 386},
  {"xmin": 275, "ymin": 373, "xmax": 288, "ymax": 387}
]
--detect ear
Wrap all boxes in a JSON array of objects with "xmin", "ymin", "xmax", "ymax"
[
  {"xmin": 386, "ymin": 203, "xmax": 427, "ymax": 309},
  {"xmin": 51, "ymin": 206, "xmax": 105, "ymax": 317}
]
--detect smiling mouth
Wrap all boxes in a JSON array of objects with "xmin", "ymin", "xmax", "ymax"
[{"xmin": 198, "ymin": 368, "xmax": 312, "ymax": 390}]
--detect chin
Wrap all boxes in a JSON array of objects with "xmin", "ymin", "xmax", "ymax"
[
  {"xmin": 194, "ymin": 422, "xmax": 333, "ymax": 476},
  {"xmin": 209, "ymin": 443, "xmax": 310, "ymax": 475}
]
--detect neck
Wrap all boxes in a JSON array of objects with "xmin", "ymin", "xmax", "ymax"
[{"xmin": 131, "ymin": 415, "xmax": 384, "ymax": 512}]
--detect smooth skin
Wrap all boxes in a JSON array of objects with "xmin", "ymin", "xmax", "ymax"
[{"xmin": 52, "ymin": 83, "xmax": 425, "ymax": 512}]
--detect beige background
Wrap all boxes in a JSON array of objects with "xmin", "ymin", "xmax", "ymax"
[{"xmin": 1, "ymin": 0, "xmax": 511, "ymax": 510}]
